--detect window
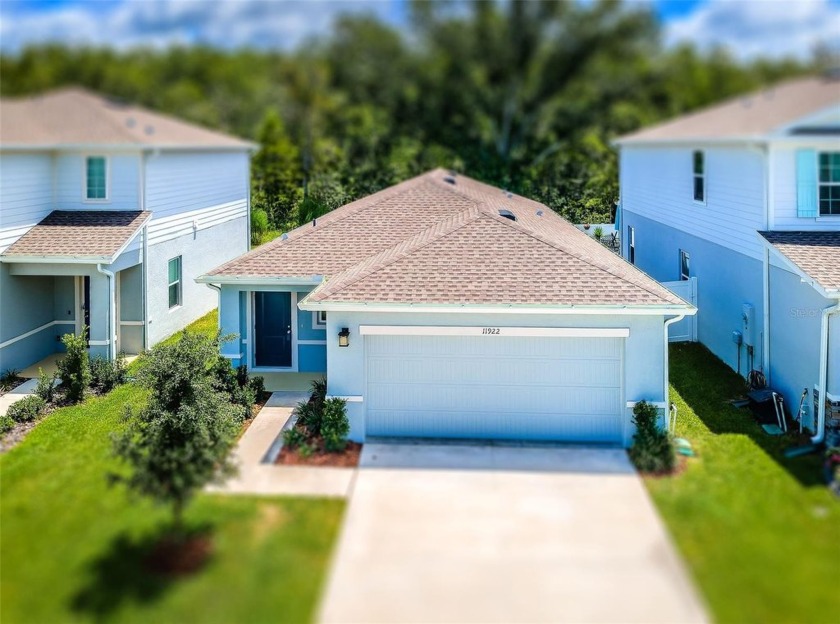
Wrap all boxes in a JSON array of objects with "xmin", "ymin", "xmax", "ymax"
[
  {"xmin": 818, "ymin": 152, "xmax": 840, "ymax": 215},
  {"xmin": 693, "ymin": 151, "xmax": 704, "ymax": 202},
  {"xmin": 312, "ymin": 310, "xmax": 327, "ymax": 328},
  {"xmin": 627, "ymin": 226, "xmax": 635, "ymax": 265},
  {"xmin": 85, "ymin": 156, "xmax": 108, "ymax": 200},
  {"xmin": 168, "ymin": 256, "xmax": 182, "ymax": 309},
  {"xmin": 679, "ymin": 250, "xmax": 690, "ymax": 281}
]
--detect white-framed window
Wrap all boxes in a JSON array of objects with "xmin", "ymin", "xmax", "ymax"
[
  {"xmin": 168, "ymin": 256, "xmax": 182, "ymax": 309},
  {"xmin": 818, "ymin": 152, "xmax": 840, "ymax": 216},
  {"xmin": 679, "ymin": 249, "xmax": 690, "ymax": 281},
  {"xmin": 693, "ymin": 151, "xmax": 705, "ymax": 203},
  {"xmin": 312, "ymin": 310, "xmax": 327, "ymax": 328},
  {"xmin": 627, "ymin": 226, "xmax": 635, "ymax": 265},
  {"xmin": 84, "ymin": 156, "xmax": 108, "ymax": 201}
]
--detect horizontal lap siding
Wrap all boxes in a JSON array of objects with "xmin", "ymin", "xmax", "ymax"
[{"xmin": 0, "ymin": 154, "xmax": 53, "ymax": 252}]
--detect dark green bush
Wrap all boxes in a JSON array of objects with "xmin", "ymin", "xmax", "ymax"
[
  {"xmin": 295, "ymin": 400, "xmax": 321, "ymax": 437},
  {"xmin": 0, "ymin": 414, "xmax": 15, "ymax": 434},
  {"xmin": 282, "ymin": 426, "xmax": 306, "ymax": 450},
  {"xmin": 35, "ymin": 367, "xmax": 58, "ymax": 403},
  {"xmin": 212, "ymin": 358, "xmax": 256, "ymax": 420},
  {"xmin": 321, "ymin": 397, "xmax": 349, "ymax": 453},
  {"xmin": 89, "ymin": 353, "xmax": 127, "ymax": 393},
  {"xmin": 58, "ymin": 328, "xmax": 91, "ymax": 403},
  {"xmin": 249, "ymin": 375, "xmax": 266, "ymax": 401},
  {"xmin": 629, "ymin": 400, "xmax": 676, "ymax": 473},
  {"xmin": 7, "ymin": 395, "xmax": 46, "ymax": 423}
]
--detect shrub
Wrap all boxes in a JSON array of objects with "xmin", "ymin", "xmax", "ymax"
[
  {"xmin": 295, "ymin": 400, "xmax": 322, "ymax": 438},
  {"xmin": 0, "ymin": 414, "xmax": 15, "ymax": 434},
  {"xmin": 283, "ymin": 426, "xmax": 306, "ymax": 450},
  {"xmin": 212, "ymin": 358, "xmax": 255, "ymax": 421},
  {"xmin": 89, "ymin": 353, "xmax": 127, "ymax": 393},
  {"xmin": 251, "ymin": 208, "xmax": 270, "ymax": 246},
  {"xmin": 35, "ymin": 367, "xmax": 58, "ymax": 403},
  {"xmin": 321, "ymin": 397, "xmax": 349, "ymax": 453},
  {"xmin": 1, "ymin": 368, "xmax": 21, "ymax": 392},
  {"xmin": 7, "ymin": 395, "xmax": 46, "ymax": 423},
  {"xmin": 249, "ymin": 375, "xmax": 266, "ymax": 401},
  {"xmin": 58, "ymin": 328, "xmax": 91, "ymax": 403},
  {"xmin": 629, "ymin": 400, "xmax": 676, "ymax": 473}
]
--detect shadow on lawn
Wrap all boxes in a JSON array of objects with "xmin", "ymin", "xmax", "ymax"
[
  {"xmin": 71, "ymin": 522, "xmax": 215, "ymax": 621},
  {"xmin": 670, "ymin": 342, "xmax": 824, "ymax": 488}
]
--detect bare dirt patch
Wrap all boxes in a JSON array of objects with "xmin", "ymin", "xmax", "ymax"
[{"xmin": 145, "ymin": 533, "xmax": 213, "ymax": 577}]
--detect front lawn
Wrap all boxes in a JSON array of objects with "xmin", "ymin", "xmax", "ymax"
[
  {"xmin": 649, "ymin": 343, "xmax": 839, "ymax": 623},
  {"xmin": 1, "ymin": 311, "xmax": 344, "ymax": 623}
]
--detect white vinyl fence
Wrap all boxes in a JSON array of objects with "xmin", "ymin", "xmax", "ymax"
[{"xmin": 662, "ymin": 277, "xmax": 697, "ymax": 342}]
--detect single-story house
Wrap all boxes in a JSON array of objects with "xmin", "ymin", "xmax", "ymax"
[{"xmin": 199, "ymin": 170, "xmax": 695, "ymax": 447}]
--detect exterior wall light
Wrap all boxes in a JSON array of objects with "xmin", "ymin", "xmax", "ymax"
[{"xmin": 338, "ymin": 327, "xmax": 350, "ymax": 347}]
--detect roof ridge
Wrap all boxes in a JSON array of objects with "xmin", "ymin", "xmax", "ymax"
[{"xmin": 310, "ymin": 205, "xmax": 482, "ymax": 301}]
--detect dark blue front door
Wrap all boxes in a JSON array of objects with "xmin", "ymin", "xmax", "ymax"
[{"xmin": 254, "ymin": 292, "xmax": 292, "ymax": 367}]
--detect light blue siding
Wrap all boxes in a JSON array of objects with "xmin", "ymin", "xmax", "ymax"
[
  {"xmin": 55, "ymin": 153, "xmax": 140, "ymax": 211},
  {"xmin": 0, "ymin": 153, "xmax": 54, "ymax": 252},
  {"xmin": 795, "ymin": 149, "xmax": 818, "ymax": 218}
]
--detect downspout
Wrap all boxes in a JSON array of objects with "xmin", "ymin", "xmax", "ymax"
[
  {"xmin": 663, "ymin": 314, "xmax": 686, "ymax": 425},
  {"xmin": 205, "ymin": 283, "xmax": 222, "ymax": 330},
  {"xmin": 140, "ymin": 151, "xmax": 149, "ymax": 351},
  {"xmin": 813, "ymin": 299, "xmax": 840, "ymax": 444},
  {"xmin": 762, "ymin": 246, "xmax": 770, "ymax": 379},
  {"xmin": 96, "ymin": 264, "xmax": 116, "ymax": 360}
]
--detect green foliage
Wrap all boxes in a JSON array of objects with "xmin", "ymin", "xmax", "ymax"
[
  {"xmin": 294, "ymin": 401, "xmax": 322, "ymax": 438},
  {"xmin": 249, "ymin": 374, "xmax": 266, "ymax": 401},
  {"xmin": 58, "ymin": 328, "xmax": 91, "ymax": 404},
  {"xmin": 250, "ymin": 208, "xmax": 271, "ymax": 246},
  {"xmin": 7, "ymin": 395, "xmax": 46, "ymax": 423},
  {"xmin": 89, "ymin": 352, "xmax": 128, "ymax": 393},
  {"xmin": 321, "ymin": 398, "xmax": 349, "ymax": 453},
  {"xmin": 593, "ymin": 226, "xmax": 604, "ymax": 240},
  {"xmin": 252, "ymin": 109, "xmax": 302, "ymax": 228},
  {"xmin": 282, "ymin": 426, "xmax": 306, "ymax": 450},
  {"xmin": 34, "ymin": 367, "xmax": 58, "ymax": 403},
  {"xmin": 0, "ymin": 414, "xmax": 14, "ymax": 434},
  {"xmin": 1, "ymin": 368, "xmax": 21, "ymax": 391},
  {"xmin": 629, "ymin": 400, "xmax": 676, "ymax": 473},
  {"xmin": 211, "ymin": 357, "xmax": 256, "ymax": 421}
]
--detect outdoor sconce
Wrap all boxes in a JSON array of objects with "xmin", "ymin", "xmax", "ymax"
[{"xmin": 338, "ymin": 327, "xmax": 350, "ymax": 348}]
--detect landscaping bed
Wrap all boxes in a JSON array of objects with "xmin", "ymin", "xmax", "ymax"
[{"xmin": 278, "ymin": 441, "xmax": 362, "ymax": 467}]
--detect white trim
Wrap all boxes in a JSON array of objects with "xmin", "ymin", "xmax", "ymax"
[
  {"xmin": 221, "ymin": 352, "xmax": 244, "ymax": 359},
  {"xmin": 82, "ymin": 154, "xmax": 110, "ymax": 203},
  {"xmin": 0, "ymin": 143, "xmax": 255, "ymax": 152},
  {"xmin": 300, "ymin": 301, "xmax": 695, "ymax": 316},
  {"xmin": 327, "ymin": 395, "xmax": 363, "ymax": 403},
  {"xmin": 196, "ymin": 275, "xmax": 323, "ymax": 286},
  {"xmin": 250, "ymin": 290, "xmax": 298, "ymax": 371},
  {"xmin": 119, "ymin": 320, "xmax": 144, "ymax": 326},
  {"xmin": 298, "ymin": 339, "xmax": 327, "ymax": 345},
  {"xmin": 54, "ymin": 320, "xmax": 75, "ymax": 325},
  {"xmin": 0, "ymin": 321, "xmax": 72, "ymax": 349},
  {"xmin": 89, "ymin": 339, "xmax": 110, "ymax": 346},
  {"xmin": 359, "ymin": 325, "xmax": 630, "ymax": 338},
  {"xmin": 312, "ymin": 310, "xmax": 327, "ymax": 329}
]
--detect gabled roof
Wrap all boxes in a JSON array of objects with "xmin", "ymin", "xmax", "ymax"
[
  {"xmin": 1, "ymin": 210, "xmax": 151, "ymax": 264},
  {"xmin": 0, "ymin": 88, "xmax": 253, "ymax": 150},
  {"xmin": 203, "ymin": 170, "xmax": 689, "ymax": 311},
  {"xmin": 759, "ymin": 231, "xmax": 840, "ymax": 296},
  {"xmin": 617, "ymin": 76, "xmax": 840, "ymax": 145}
]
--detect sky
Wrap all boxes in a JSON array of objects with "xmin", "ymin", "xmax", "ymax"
[{"xmin": 1, "ymin": 0, "xmax": 838, "ymax": 60}]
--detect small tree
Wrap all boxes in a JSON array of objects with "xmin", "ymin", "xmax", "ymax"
[
  {"xmin": 58, "ymin": 328, "xmax": 91, "ymax": 403},
  {"xmin": 111, "ymin": 331, "xmax": 240, "ymax": 533},
  {"xmin": 629, "ymin": 401, "xmax": 676, "ymax": 474}
]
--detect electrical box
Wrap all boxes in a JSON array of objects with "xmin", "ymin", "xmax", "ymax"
[
  {"xmin": 731, "ymin": 330, "xmax": 743, "ymax": 345},
  {"xmin": 741, "ymin": 303, "xmax": 755, "ymax": 347}
]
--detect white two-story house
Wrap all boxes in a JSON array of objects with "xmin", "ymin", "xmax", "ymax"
[
  {"xmin": 616, "ymin": 75, "xmax": 840, "ymax": 440},
  {"xmin": 0, "ymin": 87, "xmax": 253, "ymax": 373}
]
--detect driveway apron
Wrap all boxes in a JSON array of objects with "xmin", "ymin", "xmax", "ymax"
[{"xmin": 318, "ymin": 442, "xmax": 707, "ymax": 624}]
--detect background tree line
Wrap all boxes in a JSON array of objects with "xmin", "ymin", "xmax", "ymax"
[{"xmin": 1, "ymin": 0, "xmax": 825, "ymax": 235}]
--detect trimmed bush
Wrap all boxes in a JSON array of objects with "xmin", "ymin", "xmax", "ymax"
[
  {"xmin": 7, "ymin": 395, "xmax": 46, "ymax": 423},
  {"xmin": 35, "ymin": 368, "xmax": 58, "ymax": 403},
  {"xmin": 629, "ymin": 400, "xmax": 676, "ymax": 473},
  {"xmin": 89, "ymin": 353, "xmax": 127, "ymax": 393},
  {"xmin": 249, "ymin": 375, "xmax": 266, "ymax": 401},
  {"xmin": 321, "ymin": 397, "xmax": 349, "ymax": 453},
  {"xmin": 58, "ymin": 328, "xmax": 91, "ymax": 403},
  {"xmin": 0, "ymin": 414, "xmax": 15, "ymax": 434},
  {"xmin": 282, "ymin": 427, "xmax": 306, "ymax": 450},
  {"xmin": 212, "ymin": 357, "xmax": 256, "ymax": 421},
  {"xmin": 295, "ymin": 400, "xmax": 322, "ymax": 438}
]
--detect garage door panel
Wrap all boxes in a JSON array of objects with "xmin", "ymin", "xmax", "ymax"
[{"xmin": 365, "ymin": 334, "xmax": 623, "ymax": 443}]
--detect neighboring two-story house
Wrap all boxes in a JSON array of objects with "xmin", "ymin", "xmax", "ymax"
[
  {"xmin": 616, "ymin": 75, "xmax": 839, "ymax": 439},
  {"xmin": 0, "ymin": 88, "xmax": 253, "ymax": 373}
]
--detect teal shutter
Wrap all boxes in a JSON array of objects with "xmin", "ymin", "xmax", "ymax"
[{"xmin": 796, "ymin": 149, "xmax": 818, "ymax": 218}]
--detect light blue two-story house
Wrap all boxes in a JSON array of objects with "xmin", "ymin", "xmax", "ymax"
[
  {"xmin": 616, "ymin": 75, "xmax": 840, "ymax": 440},
  {"xmin": 0, "ymin": 88, "xmax": 253, "ymax": 373}
]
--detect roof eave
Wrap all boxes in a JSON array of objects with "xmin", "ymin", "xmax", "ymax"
[
  {"xmin": 0, "ymin": 254, "xmax": 114, "ymax": 264},
  {"xmin": 0, "ymin": 142, "xmax": 255, "ymax": 152},
  {"xmin": 195, "ymin": 275, "xmax": 324, "ymax": 286},
  {"xmin": 758, "ymin": 233, "xmax": 838, "ymax": 300}
]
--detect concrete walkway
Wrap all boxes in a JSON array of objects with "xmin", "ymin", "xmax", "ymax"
[
  {"xmin": 208, "ymin": 391, "xmax": 355, "ymax": 498},
  {"xmin": 0, "ymin": 379, "xmax": 38, "ymax": 417},
  {"xmin": 319, "ymin": 443, "xmax": 707, "ymax": 624}
]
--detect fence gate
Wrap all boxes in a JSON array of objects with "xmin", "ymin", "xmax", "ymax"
[{"xmin": 661, "ymin": 277, "xmax": 697, "ymax": 342}]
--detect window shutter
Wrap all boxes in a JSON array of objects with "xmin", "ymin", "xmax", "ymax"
[{"xmin": 796, "ymin": 149, "xmax": 818, "ymax": 218}]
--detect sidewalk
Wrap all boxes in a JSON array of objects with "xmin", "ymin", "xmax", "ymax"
[
  {"xmin": 209, "ymin": 391, "xmax": 356, "ymax": 498},
  {"xmin": 0, "ymin": 379, "xmax": 38, "ymax": 417}
]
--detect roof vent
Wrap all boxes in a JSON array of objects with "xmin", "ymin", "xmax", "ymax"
[
  {"xmin": 126, "ymin": 117, "xmax": 136, "ymax": 128},
  {"xmin": 281, "ymin": 233, "xmax": 289, "ymax": 241},
  {"xmin": 506, "ymin": 191, "xmax": 513, "ymax": 198},
  {"xmin": 498, "ymin": 209, "xmax": 516, "ymax": 221},
  {"xmin": 144, "ymin": 125, "xmax": 155, "ymax": 135},
  {"xmin": 312, "ymin": 219, "xmax": 317, "ymax": 227},
  {"xmin": 443, "ymin": 176, "xmax": 456, "ymax": 185},
  {"xmin": 536, "ymin": 210, "xmax": 544, "ymax": 217}
]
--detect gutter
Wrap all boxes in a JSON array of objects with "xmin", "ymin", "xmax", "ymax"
[
  {"xmin": 813, "ymin": 298, "xmax": 840, "ymax": 444},
  {"xmin": 663, "ymin": 314, "xmax": 686, "ymax": 413},
  {"xmin": 96, "ymin": 263, "xmax": 117, "ymax": 360},
  {"xmin": 204, "ymin": 283, "xmax": 222, "ymax": 331}
]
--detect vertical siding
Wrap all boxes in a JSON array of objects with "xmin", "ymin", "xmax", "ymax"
[
  {"xmin": 54, "ymin": 153, "xmax": 140, "ymax": 210},
  {"xmin": 771, "ymin": 145, "xmax": 840, "ymax": 231},
  {"xmin": 621, "ymin": 146, "xmax": 766, "ymax": 259},
  {"xmin": 0, "ymin": 153, "xmax": 54, "ymax": 252}
]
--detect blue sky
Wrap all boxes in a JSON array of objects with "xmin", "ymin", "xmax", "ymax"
[{"xmin": 1, "ymin": 0, "xmax": 838, "ymax": 59}]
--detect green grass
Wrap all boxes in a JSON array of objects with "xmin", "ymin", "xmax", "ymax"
[
  {"xmin": 648, "ymin": 343, "xmax": 839, "ymax": 623},
  {"xmin": 1, "ymin": 311, "xmax": 344, "ymax": 624}
]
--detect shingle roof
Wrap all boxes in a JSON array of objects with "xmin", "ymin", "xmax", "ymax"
[
  {"xmin": 206, "ymin": 170, "xmax": 687, "ymax": 309},
  {"xmin": 617, "ymin": 76, "xmax": 840, "ymax": 144},
  {"xmin": 2, "ymin": 210, "xmax": 151, "ymax": 261},
  {"xmin": 0, "ymin": 88, "xmax": 253, "ymax": 149},
  {"xmin": 760, "ymin": 231, "xmax": 840, "ymax": 294}
]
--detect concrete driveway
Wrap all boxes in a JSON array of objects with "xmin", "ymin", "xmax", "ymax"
[{"xmin": 319, "ymin": 442, "xmax": 707, "ymax": 624}]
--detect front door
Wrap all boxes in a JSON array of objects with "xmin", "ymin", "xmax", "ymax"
[{"xmin": 254, "ymin": 292, "xmax": 292, "ymax": 367}]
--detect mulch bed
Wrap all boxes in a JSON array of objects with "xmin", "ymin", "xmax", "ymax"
[
  {"xmin": 277, "ymin": 441, "xmax": 362, "ymax": 467},
  {"xmin": 145, "ymin": 533, "xmax": 213, "ymax": 577},
  {"xmin": 0, "ymin": 377, "xmax": 26, "ymax": 397}
]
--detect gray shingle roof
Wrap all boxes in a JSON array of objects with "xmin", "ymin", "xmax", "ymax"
[
  {"xmin": 2, "ymin": 210, "xmax": 151, "ymax": 261},
  {"xmin": 760, "ymin": 231, "xmax": 840, "ymax": 294},
  {"xmin": 205, "ymin": 169, "xmax": 688, "ymax": 309}
]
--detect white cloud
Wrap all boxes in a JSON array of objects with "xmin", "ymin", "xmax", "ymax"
[
  {"xmin": 0, "ymin": 0, "xmax": 399, "ymax": 52},
  {"xmin": 665, "ymin": 0, "xmax": 840, "ymax": 59}
]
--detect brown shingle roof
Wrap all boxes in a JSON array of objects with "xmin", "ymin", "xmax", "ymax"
[
  {"xmin": 204, "ymin": 169, "xmax": 687, "ymax": 309},
  {"xmin": 2, "ymin": 210, "xmax": 151, "ymax": 261},
  {"xmin": 0, "ymin": 88, "xmax": 253, "ymax": 149},
  {"xmin": 617, "ymin": 77, "xmax": 840, "ymax": 144},
  {"xmin": 760, "ymin": 231, "xmax": 840, "ymax": 294}
]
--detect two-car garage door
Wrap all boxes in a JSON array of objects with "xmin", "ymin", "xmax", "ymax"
[{"xmin": 365, "ymin": 332, "xmax": 624, "ymax": 444}]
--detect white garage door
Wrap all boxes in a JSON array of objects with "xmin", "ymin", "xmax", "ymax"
[{"xmin": 365, "ymin": 334, "xmax": 624, "ymax": 443}]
